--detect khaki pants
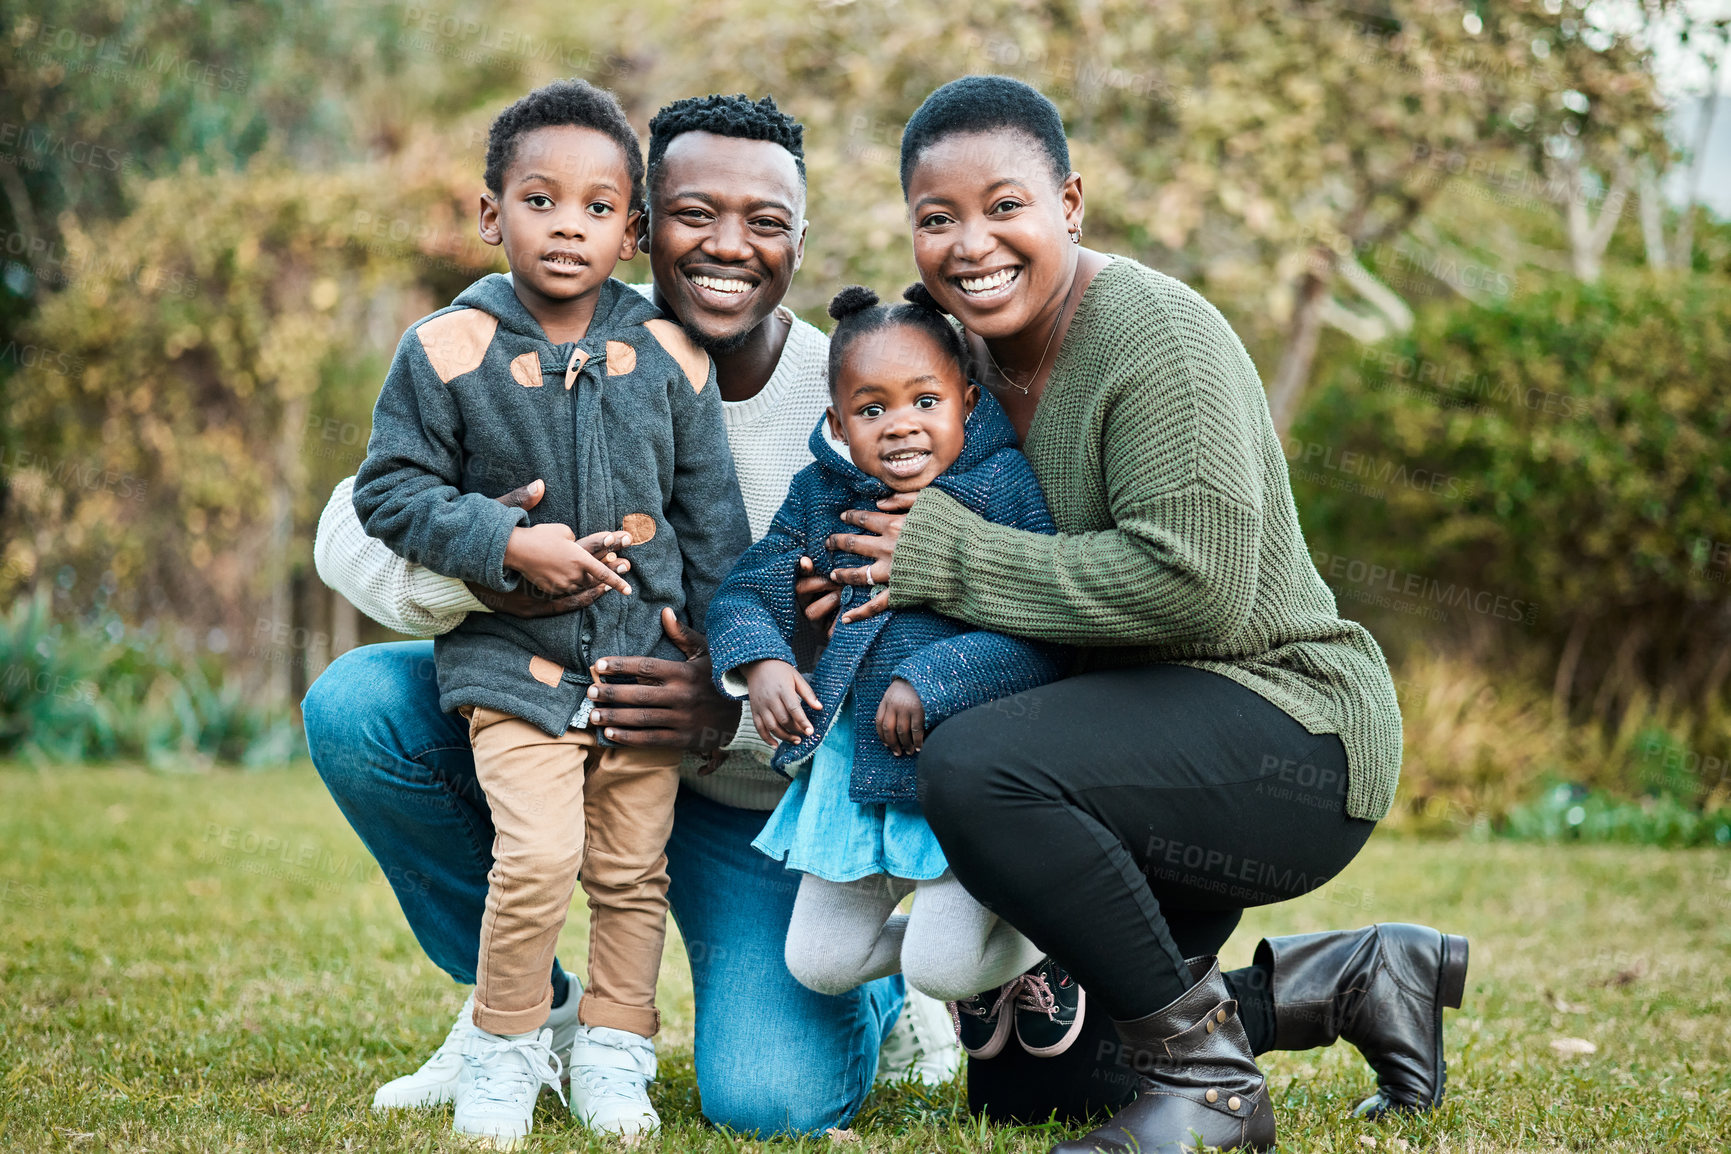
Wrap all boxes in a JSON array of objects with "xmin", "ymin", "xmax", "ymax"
[{"xmin": 463, "ymin": 705, "xmax": 682, "ymax": 1037}]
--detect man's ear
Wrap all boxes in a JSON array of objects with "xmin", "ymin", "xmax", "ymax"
[
  {"xmin": 793, "ymin": 218, "xmax": 808, "ymax": 274},
  {"xmin": 637, "ymin": 207, "xmax": 652, "ymax": 251},
  {"xmin": 825, "ymin": 405, "xmax": 847, "ymax": 443},
  {"xmin": 478, "ymin": 193, "xmax": 503, "ymax": 247},
  {"xmin": 618, "ymin": 210, "xmax": 643, "ymax": 261}
]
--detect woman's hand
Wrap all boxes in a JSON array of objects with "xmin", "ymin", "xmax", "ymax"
[
  {"xmin": 875, "ymin": 677, "xmax": 926, "ymax": 756},
  {"xmin": 826, "ymin": 491, "xmax": 918, "ymax": 625},
  {"xmin": 742, "ymin": 658, "xmax": 822, "ymax": 744}
]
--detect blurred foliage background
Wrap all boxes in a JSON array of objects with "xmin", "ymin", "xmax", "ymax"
[{"xmin": 1, "ymin": 0, "xmax": 1728, "ymax": 837}]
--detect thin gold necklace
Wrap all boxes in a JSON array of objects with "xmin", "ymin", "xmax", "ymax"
[{"xmin": 981, "ymin": 263, "xmax": 1080, "ymax": 396}]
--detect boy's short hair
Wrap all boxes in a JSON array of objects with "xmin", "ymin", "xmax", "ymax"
[
  {"xmin": 645, "ymin": 94, "xmax": 806, "ymax": 202},
  {"xmin": 485, "ymin": 79, "xmax": 645, "ymax": 210},
  {"xmin": 898, "ymin": 75, "xmax": 1071, "ymax": 195}
]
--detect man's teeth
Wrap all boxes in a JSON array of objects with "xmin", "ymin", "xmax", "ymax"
[
  {"xmin": 690, "ymin": 274, "xmax": 751, "ymax": 295},
  {"xmin": 959, "ymin": 269, "xmax": 1018, "ymax": 293}
]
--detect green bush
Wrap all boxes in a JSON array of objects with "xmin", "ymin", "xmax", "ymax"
[
  {"xmin": 0, "ymin": 593, "xmax": 303, "ymax": 768},
  {"xmin": 1292, "ymin": 270, "xmax": 1731, "ymax": 723}
]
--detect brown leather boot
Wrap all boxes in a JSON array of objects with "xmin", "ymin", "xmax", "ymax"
[
  {"xmin": 1260, "ymin": 923, "xmax": 1468, "ymax": 1117},
  {"xmin": 1050, "ymin": 957, "xmax": 1275, "ymax": 1154}
]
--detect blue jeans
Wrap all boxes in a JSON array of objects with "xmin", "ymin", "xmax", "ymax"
[{"xmin": 303, "ymin": 641, "xmax": 903, "ymax": 1135}]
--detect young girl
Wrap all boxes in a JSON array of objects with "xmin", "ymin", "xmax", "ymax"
[{"xmin": 706, "ymin": 284, "xmax": 1087, "ymax": 1060}]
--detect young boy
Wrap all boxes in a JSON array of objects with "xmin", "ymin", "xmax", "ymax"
[{"xmin": 353, "ymin": 79, "xmax": 750, "ymax": 1145}]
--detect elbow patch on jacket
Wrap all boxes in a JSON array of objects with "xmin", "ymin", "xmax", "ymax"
[
  {"xmin": 644, "ymin": 318, "xmax": 710, "ymax": 392},
  {"xmin": 417, "ymin": 308, "xmax": 498, "ymax": 382}
]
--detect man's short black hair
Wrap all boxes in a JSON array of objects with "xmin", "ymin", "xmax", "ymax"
[
  {"xmin": 646, "ymin": 93, "xmax": 806, "ymax": 202},
  {"xmin": 898, "ymin": 75, "xmax": 1071, "ymax": 195},
  {"xmin": 485, "ymin": 79, "xmax": 645, "ymax": 210}
]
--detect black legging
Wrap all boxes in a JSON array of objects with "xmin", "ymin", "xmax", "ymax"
[{"xmin": 918, "ymin": 663, "xmax": 1377, "ymax": 1123}]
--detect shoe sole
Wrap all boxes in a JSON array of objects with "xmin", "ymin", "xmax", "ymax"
[
  {"xmin": 1016, "ymin": 986, "xmax": 1087, "ymax": 1059},
  {"xmin": 960, "ymin": 1004, "xmax": 1016, "ymax": 1061}
]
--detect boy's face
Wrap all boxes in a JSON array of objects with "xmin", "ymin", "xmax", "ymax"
[
  {"xmin": 826, "ymin": 326, "xmax": 978, "ymax": 493},
  {"xmin": 479, "ymin": 125, "xmax": 641, "ymax": 312},
  {"xmin": 646, "ymin": 131, "xmax": 806, "ymax": 352}
]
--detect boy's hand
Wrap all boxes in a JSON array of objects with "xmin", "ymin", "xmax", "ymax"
[
  {"xmin": 875, "ymin": 677, "xmax": 926, "ymax": 756},
  {"xmin": 742, "ymin": 658, "xmax": 822, "ymax": 745},
  {"xmin": 504, "ymin": 523, "xmax": 634, "ymax": 597}
]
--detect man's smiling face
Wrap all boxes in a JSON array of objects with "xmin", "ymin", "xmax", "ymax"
[{"xmin": 646, "ymin": 131, "xmax": 806, "ymax": 352}]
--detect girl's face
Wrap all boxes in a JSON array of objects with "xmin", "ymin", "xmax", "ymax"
[
  {"xmin": 826, "ymin": 325, "xmax": 979, "ymax": 493},
  {"xmin": 904, "ymin": 129, "xmax": 1084, "ymax": 342}
]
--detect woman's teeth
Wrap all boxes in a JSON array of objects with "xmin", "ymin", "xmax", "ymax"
[
  {"xmin": 957, "ymin": 268, "xmax": 1019, "ymax": 297},
  {"xmin": 690, "ymin": 274, "xmax": 751, "ymax": 296}
]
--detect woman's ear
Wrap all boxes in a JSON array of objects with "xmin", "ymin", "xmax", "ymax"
[
  {"xmin": 825, "ymin": 405, "xmax": 847, "ymax": 443},
  {"xmin": 478, "ymin": 193, "xmax": 503, "ymax": 247},
  {"xmin": 1061, "ymin": 170, "xmax": 1085, "ymax": 238}
]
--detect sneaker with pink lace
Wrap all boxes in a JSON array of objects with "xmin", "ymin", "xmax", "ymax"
[
  {"xmin": 1011, "ymin": 957, "xmax": 1087, "ymax": 1058},
  {"xmin": 947, "ymin": 979, "xmax": 1022, "ymax": 1060}
]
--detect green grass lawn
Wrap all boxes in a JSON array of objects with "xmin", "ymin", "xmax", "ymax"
[{"xmin": 2, "ymin": 765, "xmax": 1728, "ymax": 1153}]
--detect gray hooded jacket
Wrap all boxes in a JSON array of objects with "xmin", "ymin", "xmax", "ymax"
[{"xmin": 354, "ymin": 273, "xmax": 751, "ymax": 736}]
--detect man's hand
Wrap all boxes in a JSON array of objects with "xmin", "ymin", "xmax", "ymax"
[
  {"xmin": 586, "ymin": 607, "xmax": 742, "ymax": 762},
  {"xmin": 875, "ymin": 677, "xmax": 926, "ymax": 756},
  {"xmin": 741, "ymin": 658, "xmax": 822, "ymax": 745},
  {"xmin": 796, "ymin": 556, "xmax": 843, "ymax": 638},
  {"xmin": 505, "ymin": 522, "xmax": 634, "ymax": 597}
]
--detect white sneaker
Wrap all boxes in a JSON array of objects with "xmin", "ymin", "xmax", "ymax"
[
  {"xmin": 371, "ymin": 975, "xmax": 582, "ymax": 1110},
  {"xmin": 569, "ymin": 1024, "xmax": 660, "ymax": 1137},
  {"xmin": 877, "ymin": 988, "xmax": 963, "ymax": 1086},
  {"xmin": 452, "ymin": 1027, "xmax": 566, "ymax": 1147}
]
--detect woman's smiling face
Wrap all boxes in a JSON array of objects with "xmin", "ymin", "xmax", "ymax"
[{"xmin": 904, "ymin": 129, "xmax": 1084, "ymax": 341}]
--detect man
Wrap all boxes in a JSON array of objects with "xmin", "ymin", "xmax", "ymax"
[{"xmin": 304, "ymin": 93, "xmax": 958, "ymax": 1136}]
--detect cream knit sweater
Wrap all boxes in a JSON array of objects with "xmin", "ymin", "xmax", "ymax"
[{"xmin": 315, "ymin": 305, "xmax": 830, "ymax": 811}]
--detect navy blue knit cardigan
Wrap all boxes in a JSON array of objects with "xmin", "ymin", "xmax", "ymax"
[{"xmin": 707, "ymin": 390, "xmax": 1064, "ymax": 803}]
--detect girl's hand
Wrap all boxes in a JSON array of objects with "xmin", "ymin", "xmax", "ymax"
[
  {"xmin": 742, "ymin": 658, "xmax": 822, "ymax": 744},
  {"xmin": 875, "ymin": 677, "xmax": 926, "ymax": 756},
  {"xmin": 827, "ymin": 491, "xmax": 917, "ymax": 625}
]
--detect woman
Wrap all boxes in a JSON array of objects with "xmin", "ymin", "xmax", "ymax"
[{"xmin": 822, "ymin": 76, "xmax": 1468, "ymax": 1153}]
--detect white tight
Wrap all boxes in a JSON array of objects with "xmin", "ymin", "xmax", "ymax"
[{"xmin": 783, "ymin": 870, "xmax": 1045, "ymax": 1001}]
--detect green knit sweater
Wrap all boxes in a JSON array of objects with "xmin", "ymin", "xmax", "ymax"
[{"xmin": 889, "ymin": 258, "xmax": 1402, "ymax": 820}]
